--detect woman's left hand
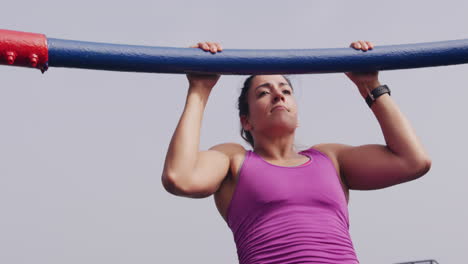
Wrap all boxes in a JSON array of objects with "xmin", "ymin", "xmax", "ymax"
[{"xmin": 345, "ymin": 40, "xmax": 381, "ymax": 98}]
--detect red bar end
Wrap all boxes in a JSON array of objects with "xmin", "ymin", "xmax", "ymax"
[{"xmin": 0, "ymin": 29, "xmax": 48, "ymax": 72}]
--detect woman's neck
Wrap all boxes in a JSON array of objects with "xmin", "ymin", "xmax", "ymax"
[{"xmin": 253, "ymin": 134, "xmax": 298, "ymax": 160}]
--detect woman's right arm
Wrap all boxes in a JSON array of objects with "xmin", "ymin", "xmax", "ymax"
[{"xmin": 161, "ymin": 42, "xmax": 232, "ymax": 198}]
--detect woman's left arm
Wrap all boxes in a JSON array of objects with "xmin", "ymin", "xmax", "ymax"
[{"xmin": 321, "ymin": 40, "xmax": 432, "ymax": 190}]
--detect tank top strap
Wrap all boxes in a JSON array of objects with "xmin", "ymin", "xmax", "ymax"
[{"xmin": 301, "ymin": 147, "xmax": 328, "ymax": 159}]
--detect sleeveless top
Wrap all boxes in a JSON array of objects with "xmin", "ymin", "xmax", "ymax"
[{"xmin": 226, "ymin": 148, "xmax": 359, "ymax": 264}]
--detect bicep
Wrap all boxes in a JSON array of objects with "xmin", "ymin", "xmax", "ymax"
[
  {"xmin": 182, "ymin": 143, "xmax": 245, "ymax": 198},
  {"xmin": 188, "ymin": 148, "xmax": 230, "ymax": 197},
  {"xmin": 337, "ymin": 144, "xmax": 416, "ymax": 190}
]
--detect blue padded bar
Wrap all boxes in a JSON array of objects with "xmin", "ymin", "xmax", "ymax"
[{"xmin": 47, "ymin": 38, "xmax": 468, "ymax": 74}]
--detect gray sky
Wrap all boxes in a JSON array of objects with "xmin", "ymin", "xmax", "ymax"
[{"xmin": 1, "ymin": 1, "xmax": 467, "ymax": 263}]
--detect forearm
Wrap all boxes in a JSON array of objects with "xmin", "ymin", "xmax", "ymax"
[
  {"xmin": 162, "ymin": 86, "xmax": 211, "ymax": 182},
  {"xmin": 366, "ymin": 91, "xmax": 430, "ymax": 164}
]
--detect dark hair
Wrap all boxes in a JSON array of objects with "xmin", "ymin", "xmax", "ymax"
[{"xmin": 237, "ymin": 75, "xmax": 293, "ymax": 148}]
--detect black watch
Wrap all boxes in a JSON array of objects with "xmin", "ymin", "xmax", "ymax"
[{"xmin": 365, "ymin": 85, "xmax": 391, "ymax": 108}]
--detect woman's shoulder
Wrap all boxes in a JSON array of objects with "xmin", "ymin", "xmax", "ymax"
[
  {"xmin": 306, "ymin": 142, "xmax": 353, "ymax": 160},
  {"xmin": 209, "ymin": 142, "xmax": 247, "ymax": 159}
]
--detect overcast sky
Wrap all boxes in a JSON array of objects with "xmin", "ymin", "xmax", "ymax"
[{"xmin": 1, "ymin": 1, "xmax": 467, "ymax": 263}]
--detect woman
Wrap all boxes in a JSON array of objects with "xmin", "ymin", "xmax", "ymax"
[{"xmin": 161, "ymin": 41, "xmax": 432, "ymax": 263}]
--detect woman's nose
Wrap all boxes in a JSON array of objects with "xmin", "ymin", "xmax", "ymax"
[{"xmin": 272, "ymin": 90, "xmax": 285, "ymax": 102}]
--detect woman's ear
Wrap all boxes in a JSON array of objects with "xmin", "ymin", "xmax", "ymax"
[{"xmin": 240, "ymin": 115, "xmax": 252, "ymax": 131}]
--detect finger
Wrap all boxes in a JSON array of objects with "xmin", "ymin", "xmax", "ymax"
[
  {"xmin": 203, "ymin": 42, "xmax": 211, "ymax": 51},
  {"xmin": 215, "ymin": 42, "xmax": 223, "ymax": 51},
  {"xmin": 366, "ymin": 41, "xmax": 374, "ymax": 49},
  {"xmin": 350, "ymin": 42, "xmax": 359, "ymax": 49},
  {"xmin": 197, "ymin": 42, "xmax": 210, "ymax": 51},
  {"xmin": 206, "ymin": 42, "xmax": 218, "ymax": 53},
  {"xmin": 358, "ymin": 40, "xmax": 368, "ymax": 51}
]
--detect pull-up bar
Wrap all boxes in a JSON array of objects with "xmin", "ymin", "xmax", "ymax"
[{"xmin": 1, "ymin": 29, "xmax": 468, "ymax": 74}]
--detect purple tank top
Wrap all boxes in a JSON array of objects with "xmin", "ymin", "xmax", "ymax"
[{"xmin": 226, "ymin": 148, "xmax": 359, "ymax": 264}]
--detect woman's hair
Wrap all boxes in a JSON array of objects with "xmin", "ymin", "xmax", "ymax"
[{"xmin": 237, "ymin": 75, "xmax": 293, "ymax": 148}]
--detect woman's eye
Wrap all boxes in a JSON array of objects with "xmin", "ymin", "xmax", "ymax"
[
  {"xmin": 258, "ymin": 91, "xmax": 268, "ymax": 97},
  {"xmin": 283, "ymin": 90, "xmax": 291, "ymax": 94}
]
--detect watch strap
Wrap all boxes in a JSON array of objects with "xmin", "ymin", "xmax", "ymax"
[{"xmin": 366, "ymin": 84, "xmax": 391, "ymax": 108}]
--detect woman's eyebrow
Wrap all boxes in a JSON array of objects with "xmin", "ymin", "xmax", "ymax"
[
  {"xmin": 254, "ymin": 82, "xmax": 290, "ymax": 91},
  {"xmin": 254, "ymin": 82, "xmax": 273, "ymax": 91}
]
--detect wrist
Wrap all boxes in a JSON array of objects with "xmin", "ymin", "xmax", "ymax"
[
  {"xmin": 187, "ymin": 86, "xmax": 211, "ymax": 106},
  {"xmin": 358, "ymin": 80, "xmax": 381, "ymax": 98},
  {"xmin": 188, "ymin": 84, "xmax": 212, "ymax": 96},
  {"xmin": 365, "ymin": 84, "xmax": 391, "ymax": 108}
]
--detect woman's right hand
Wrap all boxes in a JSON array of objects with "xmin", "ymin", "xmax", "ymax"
[{"xmin": 186, "ymin": 42, "xmax": 223, "ymax": 92}]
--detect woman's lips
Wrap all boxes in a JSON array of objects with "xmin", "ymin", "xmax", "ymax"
[{"xmin": 271, "ymin": 106, "xmax": 288, "ymax": 112}]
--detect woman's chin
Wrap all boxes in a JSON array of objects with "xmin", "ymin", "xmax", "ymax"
[{"xmin": 263, "ymin": 122, "xmax": 297, "ymax": 135}]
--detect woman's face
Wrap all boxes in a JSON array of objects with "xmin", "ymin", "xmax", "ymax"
[{"xmin": 241, "ymin": 75, "xmax": 299, "ymax": 137}]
